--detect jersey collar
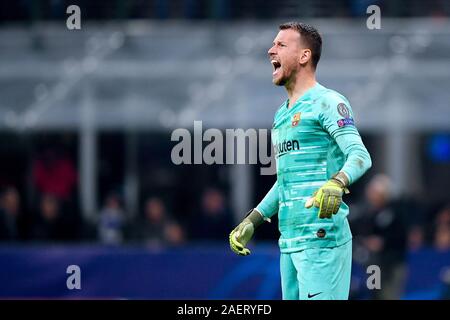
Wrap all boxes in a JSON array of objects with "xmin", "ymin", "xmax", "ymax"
[{"xmin": 285, "ymin": 82, "xmax": 323, "ymax": 109}]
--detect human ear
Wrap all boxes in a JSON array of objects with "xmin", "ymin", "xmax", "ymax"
[{"xmin": 299, "ymin": 49, "xmax": 311, "ymax": 65}]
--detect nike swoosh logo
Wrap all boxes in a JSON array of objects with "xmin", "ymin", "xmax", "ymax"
[{"xmin": 307, "ymin": 292, "xmax": 322, "ymax": 299}]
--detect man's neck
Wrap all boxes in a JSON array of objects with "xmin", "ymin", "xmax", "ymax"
[{"xmin": 285, "ymin": 72, "xmax": 317, "ymax": 108}]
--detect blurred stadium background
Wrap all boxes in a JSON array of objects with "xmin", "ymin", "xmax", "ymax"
[{"xmin": 0, "ymin": 0, "xmax": 450, "ymax": 299}]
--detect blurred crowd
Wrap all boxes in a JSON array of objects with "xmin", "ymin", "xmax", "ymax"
[
  {"xmin": 0, "ymin": 146, "xmax": 235, "ymax": 246},
  {"xmin": 350, "ymin": 174, "xmax": 450, "ymax": 299},
  {"xmin": 0, "ymin": 146, "xmax": 449, "ymax": 300},
  {"xmin": 0, "ymin": 184, "xmax": 235, "ymax": 246},
  {"xmin": 3, "ymin": 164, "xmax": 448, "ymax": 251},
  {"xmin": 96, "ymin": 186, "xmax": 232, "ymax": 247},
  {"xmin": 1, "ymin": 164, "xmax": 449, "ymax": 250},
  {"xmin": 1, "ymin": 0, "xmax": 449, "ymax": 21}
]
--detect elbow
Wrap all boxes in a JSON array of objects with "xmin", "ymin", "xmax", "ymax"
[{"xmin": 362, "ymin": 150, "xmax": 372, "ymax": 174}]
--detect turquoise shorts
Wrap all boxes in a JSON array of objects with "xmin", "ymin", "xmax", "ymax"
[{"xmin": 280, "ymin": 240, "xmax": 352, "ymax": 300}]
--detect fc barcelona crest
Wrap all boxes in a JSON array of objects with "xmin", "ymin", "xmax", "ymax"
[{"xmin": 291, "ymin": 112, "xmax": 301, "ymax": 127}]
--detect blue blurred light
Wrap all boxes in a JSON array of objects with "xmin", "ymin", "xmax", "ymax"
[{"xmin": 428, "ymin": 134, "xmax": 450, "ymax": 162}]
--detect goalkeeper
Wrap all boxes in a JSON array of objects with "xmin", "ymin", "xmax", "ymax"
[{"xmin": 229, "ymin": 22, "xmax": 372, "ymax": 300}]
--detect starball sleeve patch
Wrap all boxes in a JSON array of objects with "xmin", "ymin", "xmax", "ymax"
[{"xmin": 336, "ymin": 103, "xmax": 355, "ymax": 127}]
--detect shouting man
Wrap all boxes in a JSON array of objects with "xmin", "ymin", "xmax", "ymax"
[{"xmin": 229, "ymin": 22, "xmax": 372, "ymax": 300}]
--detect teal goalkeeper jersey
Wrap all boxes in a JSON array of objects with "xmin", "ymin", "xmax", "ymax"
[{"xmin": 256, "ymin": 82, "xmax": 371, "ymax": 253}]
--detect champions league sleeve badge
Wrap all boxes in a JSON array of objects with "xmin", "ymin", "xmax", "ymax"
[{"xmin": 336, "ymin": 103, "xmax": 355, "ymax": 127}]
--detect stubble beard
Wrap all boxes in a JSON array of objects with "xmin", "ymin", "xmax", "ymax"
[{"xmin": 274, "ymin": 65, "xmax": 297, "ymax": 87}]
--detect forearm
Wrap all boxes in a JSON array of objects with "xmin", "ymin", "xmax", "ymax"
[
  {"xmin": 335, "ymin": 133, "xmax": 372, "ymax": 185},
  {"xmin": 255, "ymin": 181, "xmax": 279, "ymax": 220}
]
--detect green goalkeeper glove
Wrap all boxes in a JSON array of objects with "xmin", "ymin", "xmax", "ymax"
[
  {"xmin": 305, "ymin": 172, "xmax": 350, "ymax": 219},
  {"xmin": 229, "ymin": 209, "xmax": 265, "ymax": 256}
]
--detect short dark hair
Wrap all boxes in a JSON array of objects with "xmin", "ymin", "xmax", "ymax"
[{"xmin": 279, "ymin": 22, "xmax": 322, "ymax": 69}]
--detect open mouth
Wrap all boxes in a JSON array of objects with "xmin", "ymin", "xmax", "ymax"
[{"xmin": 271, "ymin": 60, "xmax": 281, "ymax": 75}]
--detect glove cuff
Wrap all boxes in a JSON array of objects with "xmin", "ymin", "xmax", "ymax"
[
  {"xmin": 332, "ymin": 171, "xmax": 349, "ymax": 187},
  {"xmin": 244, "ymin": 209, "xmax": 266, "ymax": 228},
  {"xmin": 331, "ymin": 172, "xmax": 350, "ymax": 194}
]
